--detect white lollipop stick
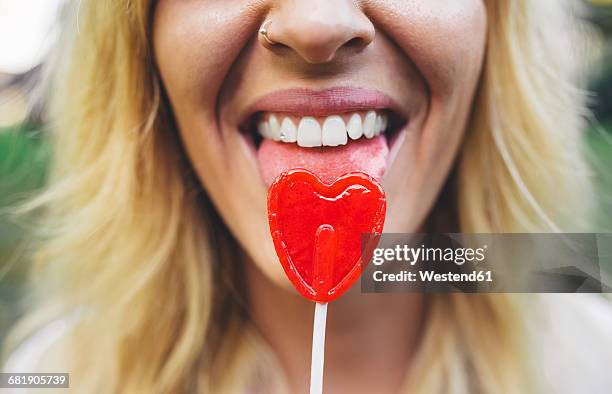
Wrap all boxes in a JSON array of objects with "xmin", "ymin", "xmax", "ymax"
[
  {"xmin": 309, "ymin": 224, "xmax": 334, "ymax": 394},
  {"xmin": 310, "ymin": 302, "xmax": 328, "ymax": 394}
]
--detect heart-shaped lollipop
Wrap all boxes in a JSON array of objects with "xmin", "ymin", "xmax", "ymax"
[{"xmin": 267, "ymin": 169, "xmax": 386, "ymax": 303}]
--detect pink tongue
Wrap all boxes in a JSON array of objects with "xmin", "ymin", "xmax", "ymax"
[{"xmin": 258, "ymin": 136, "xmax": 388, "ymax": 185}]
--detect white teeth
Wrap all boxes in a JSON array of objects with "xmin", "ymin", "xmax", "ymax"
[
  {"xmin": 363, "ymin": 111, "xmax": 376, "ymax": 138},
  {"xmin": 297, "ymin": 117, "xmax": 322, "ymax": 147},
  {"xmin": 268, "ymin": 115, "xmax": 281, "ymax": 141},
  {"xmin": 279, "ymin": 117, "xmax": 297, "ymax": 142},
  {"xmin": 258, "ymin": 111, "xmax": 388, "ymax": 147},
  {"xmin": 375, "ymin": 115, "xmax": 384, "ymax": 136},
  {"xmin": 257, "ymin": 121, "xmax": 271, "ymax": 139},
  {"xmin": 347, "ymin": 113, "xmax": 363, "ymax": 140},
  {"xmin": 377, "ymin": 114, "xmax": 388, "ymax": 135},
  {"xmin": 322, "ymin": 116, "xmax": 347, "ymax": 147}
]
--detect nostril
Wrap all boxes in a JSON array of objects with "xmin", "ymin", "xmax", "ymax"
[{"xmin": 344, "ymin": 37, "xmax": 365, "ymax": 49}]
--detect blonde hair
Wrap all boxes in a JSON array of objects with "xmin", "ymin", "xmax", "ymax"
[{"xmin": 3, "ymin": 0, "xmax": 597, "ymax": 393}]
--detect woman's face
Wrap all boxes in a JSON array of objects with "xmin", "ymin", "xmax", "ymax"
[{"xmin": 153, "ymin": 1, "xmax": 487, "ymax": 288}]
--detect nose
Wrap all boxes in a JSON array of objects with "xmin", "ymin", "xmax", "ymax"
[{"xmin": 261, "ymin": 0, "xmax": 375, "ymax": 64}]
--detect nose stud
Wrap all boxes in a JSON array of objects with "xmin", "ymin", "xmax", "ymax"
[{"xmin": 259, "ymin": 19, "xmax": 276, "ymax": 46}]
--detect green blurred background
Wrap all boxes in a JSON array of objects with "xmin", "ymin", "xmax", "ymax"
[{"xmin": 0, "ymin": 2, "xmax": 611, "ymax": 347}]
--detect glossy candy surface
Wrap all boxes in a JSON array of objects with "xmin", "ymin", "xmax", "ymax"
[{"xmin": 267, "ymin": 169, "xmax": 386, "ymax": 302}]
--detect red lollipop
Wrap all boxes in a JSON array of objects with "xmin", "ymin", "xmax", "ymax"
[{"xmin": 267, "ymin": 169, "xmax": 386, "ymax": 303}]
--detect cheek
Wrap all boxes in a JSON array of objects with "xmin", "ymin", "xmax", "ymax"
[
  {"xmin": 375, "ymin": 0, "xmax": 487, "ymax": 230},
  {"xmin": 152, "ymin": 1, "xmax": 268, "ymax": 198},
  {"xmin": 368, "ymin": 0, "xmax": 487, "ymax": 98},
  {"xmin": 152, "ymin": 1, "xmax": 262, "ymax": 124}
]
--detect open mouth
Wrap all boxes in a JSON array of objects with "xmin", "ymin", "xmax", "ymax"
[{"xmin": 239, "ymin": 88, "xmax": 408, "ymax": 184}]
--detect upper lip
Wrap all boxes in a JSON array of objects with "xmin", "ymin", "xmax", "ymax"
[{"xmin": 240, "ymin": 87, "xmax": 406, "ymax": 126}]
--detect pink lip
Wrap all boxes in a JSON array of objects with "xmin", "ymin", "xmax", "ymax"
[{"xmin": 242, "ymin": 87, "xmax": 404, "ymax": 123}]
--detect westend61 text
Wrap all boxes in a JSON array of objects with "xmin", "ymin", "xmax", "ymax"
[{"xmin": 373, "ymin": 270, "xmax": 493, "ymax": 283}]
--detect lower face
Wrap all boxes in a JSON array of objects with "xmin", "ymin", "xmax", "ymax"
[{"xmin": 153, "ymin": 0, "xmax": 487, "ymax": 291}]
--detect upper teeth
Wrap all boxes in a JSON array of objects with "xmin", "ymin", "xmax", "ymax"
[{"xmin": 257, "ymin": 111, "xmax": 388, "ymax": 147}]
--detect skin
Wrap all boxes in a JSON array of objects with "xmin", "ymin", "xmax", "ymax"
[{"xmin": 153, "ymin": 1, "xmax": 486, "ymax": 392}]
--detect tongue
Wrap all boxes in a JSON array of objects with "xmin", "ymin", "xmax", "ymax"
[{"xmin": 258, "ymin": 136, "xmax": 388, "ymax": 185}]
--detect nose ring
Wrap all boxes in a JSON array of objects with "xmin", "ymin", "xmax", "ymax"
[{"xmin": 259, "ymin": 20, "xmax": 276, "ymax": 46}]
